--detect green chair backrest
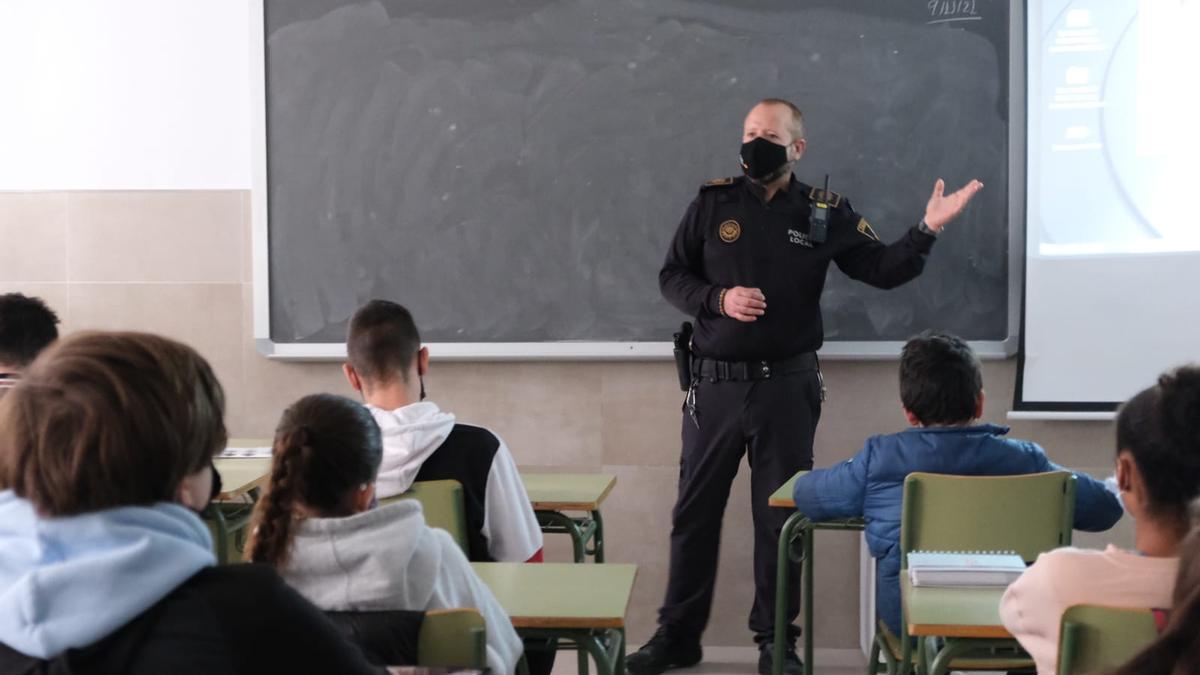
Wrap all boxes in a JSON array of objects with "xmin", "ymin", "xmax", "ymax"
[
  {"xmin": 383, "ymin": 479, "xmax": 470, "ymax": 555},
  {"xmin": 418, "ymin": 608, "xmax": 488, "ymax": 669},
  {"xmin": 900, "ymin": 471, "xmax": 1077, "ymax": 568},
  {"xmin": 1056, "ymin": 604, "xmax": 1158, "ymax": 675},
  {"xmin": 202, "ymin": 501, "xmax": 255, "ymax": 564},
  {"xmin": 203, "ymin": 517, "xmax": 243, "ymax": 564}
]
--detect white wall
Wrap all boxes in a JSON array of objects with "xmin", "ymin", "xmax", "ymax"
[{"xmin": 0, "ymin": 0, "xmax": 251, "ymax": 190}]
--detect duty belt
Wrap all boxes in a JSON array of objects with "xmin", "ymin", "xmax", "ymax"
[{"xmin": 692, "ymin": 352, "xmax": 818, "ymax": 382}]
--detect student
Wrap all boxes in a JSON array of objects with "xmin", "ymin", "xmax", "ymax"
[
  {"xmin": 342, "ymin": 299, "xmax": 543, "ymax": 563},
  {"xmin": 1001, "ymin": 365, "xmax": 1200, "ymax": 674},
  {"xmin": 792, "ymin": 330, "xmax": 1123, "ymax": 640},
  {"xmin": 0, "ymin": 293, "xmax": 60, "ymax": 395},
  {"xmin": 1111, "ymin": 512, "xmax": 1200, "ymax": 675},
  {"xmin": 246, "ymin": 393, "xmax": 522, "ymax": 675},
  {"xmin": 0, "ymin": 331, "xmax": 381, "ymax": 674}
]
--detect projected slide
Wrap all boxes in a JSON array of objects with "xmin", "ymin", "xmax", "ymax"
[
  {"xmin": 1021, "ymin": 0, "xmax": 1199, "ymax": 408},
  {"xmin": 1032, "ymin": 0, "xmax": 1199, "ymax": 256}
]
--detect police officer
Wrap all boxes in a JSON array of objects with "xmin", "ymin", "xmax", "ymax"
[{"xmin": 627, "ymin": 98, "xmax": 983, "ymax": 675}]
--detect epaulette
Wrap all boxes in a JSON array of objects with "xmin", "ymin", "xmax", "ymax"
[
  {"xmin": 808, "ymin": 186, "xmax": 843, "ymax": 208},
  {"xmin": 699, "ymin": 176, "xmax": 738, "ymax": 191}
]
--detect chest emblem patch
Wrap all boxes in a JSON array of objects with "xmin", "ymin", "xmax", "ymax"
[
  {"xmin": 718, "ymin": 220, "xmax": 741, "ymax": 243},
  {"xmin": 788, "ymin": 228, "xmax": 812, "ymax": 247}
]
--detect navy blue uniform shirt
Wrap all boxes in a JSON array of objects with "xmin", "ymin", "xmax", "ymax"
[{"xmin": 659, "ymin": 175, "xmax": 937, "ymax": 361}]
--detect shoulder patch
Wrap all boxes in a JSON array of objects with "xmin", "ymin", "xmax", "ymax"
[
  {"xmin": 856, "ymin": 217, "xmax": 880, "ymax": 241},
  {"xmin": 808, "ymin": 186, "xmax": 843, "ymax": 208},
  {"xmin": 700, "ymin": 176, "xmax": 737, "ymax": 191}
]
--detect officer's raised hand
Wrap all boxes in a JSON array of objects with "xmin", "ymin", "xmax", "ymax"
[
  {"xmin": 923, "ymin": 178, "xmax": 984, "ymax": 232},
  {"xmin": 722, "ymin": 286, "xmax": 766, "ymax": 322}
]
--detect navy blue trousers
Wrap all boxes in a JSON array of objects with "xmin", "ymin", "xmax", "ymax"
[{"xmin": 657, "ymin": 369, "xmax": 822, "ymax": 644}]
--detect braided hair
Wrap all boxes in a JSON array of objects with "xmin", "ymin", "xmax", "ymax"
[{"xmin": 246, "ymin": 394, "xmax": 382, "ymax": 566}]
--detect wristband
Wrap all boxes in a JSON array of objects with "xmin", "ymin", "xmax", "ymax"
[
  {"xmin": 918, "ymin": 219, "xmax": 939, "ymax": 236},
  {"xmin": 717, "ymin": 288, "xmax": 728, "ymax": 317}
]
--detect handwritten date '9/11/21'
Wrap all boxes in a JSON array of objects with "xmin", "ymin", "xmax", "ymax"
[{"xmin": 928, "ymin": 0, "xmax": 980, "ymax": 21}]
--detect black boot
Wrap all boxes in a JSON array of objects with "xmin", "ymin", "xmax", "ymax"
[
  {"xmin": 757, "ymin": 641, "xmax": 803, "ymax": 675},
  {"xmin": 626, "ymin": 627, "xmax": 703, "ymax": 675}
]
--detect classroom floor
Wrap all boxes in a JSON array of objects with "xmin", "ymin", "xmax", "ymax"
[
  {"xmin": 550, "ymin": 647, "xmax": 1006, "ymax": 675},
  {"xmin": 550, "ymin": 647, "xmax": 862, "ymax": 675}
]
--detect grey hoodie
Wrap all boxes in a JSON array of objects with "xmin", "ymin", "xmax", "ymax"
[{"xmin": 279, "ymin": 499, "xmax": 522, "ymax": 675}]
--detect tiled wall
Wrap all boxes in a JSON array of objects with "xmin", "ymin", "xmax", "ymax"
[{"xmin": 1, "ymin": 190, "xmax": 1131, "ymax": 650}]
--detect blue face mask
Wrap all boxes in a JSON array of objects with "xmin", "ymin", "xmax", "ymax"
[{"xmin": 740, "ymin": 137, "xmax": 790, "ymax": 184}]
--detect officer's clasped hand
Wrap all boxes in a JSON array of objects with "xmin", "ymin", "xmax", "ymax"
[{"xmin": 722, "ymin": 286, "xmax": 767, "ymax": 322}]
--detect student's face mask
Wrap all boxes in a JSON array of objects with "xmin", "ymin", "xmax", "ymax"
[
  {"xmin": 208, "ymin": 461, "xmax": 223, "ymax": 502},
  {"xmin": 178, "ymin": 461, "xmax": 222, "ymax": 515}
]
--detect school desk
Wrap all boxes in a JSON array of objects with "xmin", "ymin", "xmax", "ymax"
[
  {"xmin": 901, "ymin": 576, "xmax": 1019, "ymax": 675},
  {"xmin": 768, "ymin": 471, "xmax": 866, "ymax": 675},
  {"xmin": 471, "ymin": 562, "xmax": 636, "ymax": 675},
  {"xmin": 521, "ymin": 473, "xmax": 616, "ymax": 563},
  {"xmin": 207, "ymin": 442, "xmax": 272, "ymax": 563}
]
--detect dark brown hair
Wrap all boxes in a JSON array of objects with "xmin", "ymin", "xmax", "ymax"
[
  {"xmin": 0, "ymin": 331, "xmax": 226, "ymax": 516},
  {"xmin": 1115, "ymin": 365, "xmax": 1200, "ymax": 521},
  {"xmin": 346, "ymin": 300, "xmax": 421, "ymax": 385},
  {"xmin": 899, "ymin": 330, "xmax": 983, "ymax": 426},
  {"xmin": 246, "ymin": 394, "xmax": 383, "ymax": 566},
  {"xmin": 0, "ymin": 292, "xmax": 60, "ymax": 367}
]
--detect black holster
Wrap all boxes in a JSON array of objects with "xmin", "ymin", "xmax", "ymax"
[{"xmin": 673, "ymin": 322, "xmax": 694, "ymax": 391}]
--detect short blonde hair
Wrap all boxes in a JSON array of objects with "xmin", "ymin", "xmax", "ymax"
[{"xmin": 757, "ymin": 98, "xmax": 805, "ymax": 140}]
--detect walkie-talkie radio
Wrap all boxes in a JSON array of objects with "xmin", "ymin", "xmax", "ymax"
[{"xmin": 809, "ymin": 173, "xmax": 831, "ymax": 245}]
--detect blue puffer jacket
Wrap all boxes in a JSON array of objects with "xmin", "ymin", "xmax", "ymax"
[{"xmin": 792, "ymin": 424, "xmax": 1123, "ymax": 635}]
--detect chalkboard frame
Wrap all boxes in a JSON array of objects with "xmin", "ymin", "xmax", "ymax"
[{"xmin": 249, "ymin": 0, "xmax": 1024, "ymax": 361}]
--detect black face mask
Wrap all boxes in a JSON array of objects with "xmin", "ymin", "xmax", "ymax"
[
  {"xmin": 208, "ymin": 461, "xmax": 223, "ymax": 502},
  {"xmin": 740, "ymin": 137, "xmax": 791, "ymax": 184}
]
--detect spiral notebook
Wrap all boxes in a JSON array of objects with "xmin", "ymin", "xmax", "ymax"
[
  {"xmin": 907, "ymin": 550, "xmax": 1026, "ymax": 587},
  {"xmin": 218, "ymin": 446, "xmax": 272, "ymax": 458}
]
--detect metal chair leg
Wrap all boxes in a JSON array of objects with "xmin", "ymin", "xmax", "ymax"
[
  {"xmin": 590, "ymin": 509, "xmax": 605, "ymax": 563},
  {"xmin": 867, "ymin": 633, "xmax": 886, "ymax": 675},
  {"xmin": 536, "ymin": 510, "xmax": 588, "ymax": 562},
  {"xmin": 773, "ymin": 511, "xmax": 809, "ymax": 675}
]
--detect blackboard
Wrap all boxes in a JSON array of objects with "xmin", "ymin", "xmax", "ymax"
[{"xmin": 263, "ymin": 0, "xmax": 1013, "ymax": 349}]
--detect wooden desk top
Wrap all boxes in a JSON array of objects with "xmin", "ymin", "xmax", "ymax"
[
  {"xmin": 521, "ymin": 473, "xmax": 617, "ymax": 511},
  {"xmin": 228, "ymin": 437, "xmax": 272, "ymax": 447},
  {"xmin": 470, "ymin": 562, "xmax": 636, "ymax": 629},
  {"xmin": 901, "ymin": 576, "xmax": 1013, "ymax": 639},
  {"xmin": 212, "ymin": 457, "xmax": 272, "ymax": 500},
  {"xmin": 768, "ymin": 471, "xmax": 807, "ymax": 508}
]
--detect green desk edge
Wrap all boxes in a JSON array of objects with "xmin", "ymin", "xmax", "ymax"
[{"xmin": 770, "ymin": 470, "xmax": 866, "ymax": 675}]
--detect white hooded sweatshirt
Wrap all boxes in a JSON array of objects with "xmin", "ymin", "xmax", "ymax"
[
  {"xmin": 367, "ymin": 401, "xmax": 542, "ymax": 562},
  {"xmin": 366, "ymin": 401, "xmax": 457, "ymax": 499},
  {"xmin": 279, "ymin": 499, "xmax": 522, "ymax": 675}
]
